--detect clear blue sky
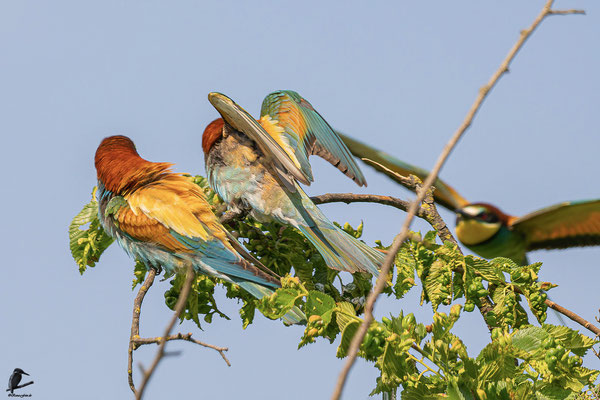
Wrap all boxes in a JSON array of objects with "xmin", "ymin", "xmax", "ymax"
[{"xmin": 1, "ymin": 1, "xmax": 599, "ymax": 399}]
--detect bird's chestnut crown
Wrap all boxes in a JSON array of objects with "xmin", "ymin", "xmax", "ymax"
[{"xmin": 202, "ymin": 118, "xmax": 225, "ymax": 154}]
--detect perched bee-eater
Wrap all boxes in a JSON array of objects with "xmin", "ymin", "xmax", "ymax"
[
  {"xmin": 340, "ymin": 134, "xmax": 600, "ymax": 265},
  {"xmin": 202, "ymin": 91, "xmax": 384, "ymax": 276},
  {"xmin": 94, "ymin": 135, "xmax": 303, "ymax": 323}
]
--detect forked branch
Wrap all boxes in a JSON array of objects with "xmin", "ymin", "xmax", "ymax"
[{"xmin": 127, "ymin": 265, "xmax": 230, "ymax": 399}]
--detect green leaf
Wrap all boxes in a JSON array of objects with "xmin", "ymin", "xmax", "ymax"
[
  {"xmin": 131, "ymin": 260, "xmax": 147, "ymax": 290},
  {"xmin": 69, "ymin": 188, "xmax": 114, "ymax": 274},
  {"xmin": 394, "ymin": 243, "xmax": 416, "ymax": 299},
  {"xmin": 335, "ymin": 301, "xmax": 361, "ymax": 333},
  {"xmin": 447, "ymin": 379, "xmax": 474, "ymax": 400},
  {"xmin": 298, "ymin": 291, "xmax": 338, "ymax": 348},
  {"xmin": 165, "ymin": 273, "xmax": 229, "ymax": 329},
  {"xmin": 423, "ymin": 260, "xmax": 453, "ymax": 311},
  {"xmin": 305, "ymin": 291, "xmax": 335, "ymax": 325},
  {"xmin": 239, "ymin": 299, "xmax": 256, "ymax": 329},
  {"xmin": 490, "ymin": 285, "xmax": 529, "ymax": 329},
  {"xmin": 543, "ymin": 325, "xmax": 597, "ymax": 357},
  {"xmin": 466, "ymin": 256, "xmax": 505, "ymax": 284},
  {"xmin": 512, "ymin": 326, "xmax": 546, "ymax": 354},
  {"xmin": 535, "ymin": 384, "xmax": 576, "ymax": 400},
  {"xmin": 336, "ymin": 320, "xmax": 360, "ymax": 358},
  {"xmin": 256, "ymin": 288, "xmax": 305, "ymax": 320},
  {"xmin": 476, "ymin": 340, "xmax": 519, "ymax": 381}
]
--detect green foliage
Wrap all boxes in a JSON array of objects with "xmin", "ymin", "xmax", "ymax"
[
  {"xmin": 131, "ymin": 260, "xmax": 147, "ymax": 289},
  {"xmin": 69, "ymin": 178, "xmax": 600, "ymax": 398},
  {"xmin": 165, "ymin": 272, "xmax": 229, "ymax": 328},
  {"xmin": 69, "ymin": 187, "xmax": 114, "ymax": 274}
]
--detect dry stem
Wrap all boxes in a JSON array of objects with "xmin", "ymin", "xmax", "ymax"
[{"xmin": 133, "ymin": 332, "xmax": 230, "ymax": 366}]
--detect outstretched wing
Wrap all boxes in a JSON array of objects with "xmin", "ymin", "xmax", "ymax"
[
  {"xmin": 208, "ymin": 92, "xmax": 309, "ymax": 192},
  {"xmin": 109, "ymin": 175, "xmax": 279, "ymax": 286},
  {"xmin": 260, "ymin": 90, "xmax": 366, "ymax": 186},
  {"xmin": 512, "ymin": 199, "xmax": 600, "ymax": 251},
  {"xmin": 338, "ymin": 133, "xmax": 469, "ymax": 211}
]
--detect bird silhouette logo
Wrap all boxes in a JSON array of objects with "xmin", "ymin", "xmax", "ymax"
[{"xmin": 6, "ymin": 368, "xmax": 33, "ymax": 395}]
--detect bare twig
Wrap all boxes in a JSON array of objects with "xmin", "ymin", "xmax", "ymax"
[
  {"xmin": 545, "ymin": 299, "xmax": 600, "ymax": 336},
  {"xmin": 312, "ymin": 191, "xmax": 458, "ymax": 247},
  {"xmin": 548, "ymin": 9, "xmax": 585, "ymax": 15},
  {"xmin": 330, "ymin": 2, "xmax": 584, "ymax": 399},
  {"xmin": 135, "ymin": 264, "xmax": 195, "ymax": 400},
  {"xmin": 313, "ymin": 193, "xmax": 417, "ymax": 216},
  {"xmin": 133, "ymin": 332, "xmax": 230, "ymax": 366},
  {"xmin": 128, "ymin": 268, "xmax": 157, "ymax": 392}
]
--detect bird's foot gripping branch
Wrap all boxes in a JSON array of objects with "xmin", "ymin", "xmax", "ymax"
[{"xmin": 69, "ymin": 175, "xmax": 600, "ymax": 399}]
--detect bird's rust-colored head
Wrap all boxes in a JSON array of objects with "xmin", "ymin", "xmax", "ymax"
[
  {"xmin": 95, "ymin": 135, "xmax": 173, "ymax": 194},
  {"xmin": 202, "ymin": 118, "xmax": 225, "ymax": 154}
]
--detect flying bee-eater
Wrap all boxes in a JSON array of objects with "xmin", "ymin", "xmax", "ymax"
[{"xmin": 339, "ymin": 134, "xmax": 600, "ymax": 265}]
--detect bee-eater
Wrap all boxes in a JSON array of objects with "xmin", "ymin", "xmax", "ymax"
[
  {"xmin": 94, "ymin": 135, "xmax": 303, "ymax": 323},
  {"xmin": 339, "ymin": 134, "xmax": 600, "ymax": 265},
  {"xmin": 202, "ymin": 91, "xmax": 384, "ymax": 276}
]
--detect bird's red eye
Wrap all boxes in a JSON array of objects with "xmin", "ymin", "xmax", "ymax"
[{"xmin": 478, "ymin": 211, "xmax": 499, "ymax": 223}]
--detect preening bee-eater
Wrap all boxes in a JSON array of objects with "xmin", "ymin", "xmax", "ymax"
[
  {"xmin": 340, "ymin": 134, "xmax": 600, "ymax": 265},
  {"xmin": 202, "ymin": 91, "xmax": 384, "ymax": 276},
  {"xmin": 94, "ymin": 135, "xmax": 303, "ymax": 323}
]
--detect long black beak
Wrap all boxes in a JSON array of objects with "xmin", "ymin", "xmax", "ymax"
[{"xmin": 21, "ymin": 371, "xmax": 29, "ymax": 376}]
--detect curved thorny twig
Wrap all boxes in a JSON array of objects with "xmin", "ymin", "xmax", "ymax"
[
  {"xmin": 127, "ymin": 265, "xmax": 230, "ymax": 399},
  {"xmin": 329, "ymin": 2, "xmax": 586, "ymax": 399}
]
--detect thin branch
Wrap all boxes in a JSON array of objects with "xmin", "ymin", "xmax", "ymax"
[
  {"xmin": 329, "ymin": 2, "xmax": 584, "ymax": 399},
  {"xmin": 132, "ymin": 332, "xmax": 230, "ymax": 366},
  {"xmin": 128, "ymin": 268, "xmax": 157, "ymax": 393},
  {"xmin": 548, "ymin": 9, "xmax": 585, "ymax": 15},
  {"xmin": 545, "ymin": 299, "xmax": 600, "ymax": 336},
  {"xmin": 312, "ymin": 192, "xmax": 419, "ymax": 217},
  {"xmin": 312, "ymin": 191, "xmax": 458, "ymax": 247},
  {"xmin": 135, "ymin": 264, "xmax": 195, "ymax": 400}
]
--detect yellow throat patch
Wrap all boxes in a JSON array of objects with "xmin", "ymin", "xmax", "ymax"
[{"xmin": 455, "ymin": 219, "xmax": 501, "ymax": 246}]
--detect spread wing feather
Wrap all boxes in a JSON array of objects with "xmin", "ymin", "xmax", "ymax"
[
  {"xmin": 512, "ymin": 199, "xmax": 600, "ymax": 250},
  {"xmin": 260, "ymin": 90, "xmax": 366, "ymax": 186}
]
